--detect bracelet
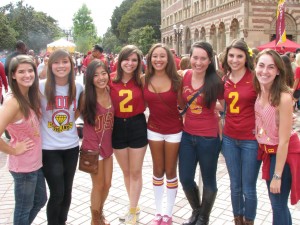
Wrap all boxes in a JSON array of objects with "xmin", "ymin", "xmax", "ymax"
[{"xmin": 272, "ymin": 173, "xmax": 281, "ymax": 180}]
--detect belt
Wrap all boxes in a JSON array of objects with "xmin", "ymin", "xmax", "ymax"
[
  {"xmin": 114, "ymin": 113, "xmax": 144, "ymax": 122},
  {"xmin": 259, "ymin": 143, "xmax": 278, "ymax": 154}
]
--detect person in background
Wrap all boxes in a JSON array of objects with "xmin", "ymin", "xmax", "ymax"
[
  {"xmin": 143, "ymin": 43, "xmax": 182, "ymax": 225},
  {"xmin": 170, "ymin": 49, "xmax": 181, "ymax": 70},
  {"xmin": 221, "ymin": 39, "xmax": 261, "ymax": 225},
  {"xmin": 28, "ymin": 49, "xmax": 40, "ymax": 67},
  {"xmin": 179, "ymin": 41, "xmax": 223, "ymax": 225},
  {"xmin": 80, "ymin": 60, "xmax": 114, "ymax": 225},
  {"xmin": 284, "ymin": 52, "xmax": 296, "ymax": 73},
  {"xmin": 37, "ymin": 55, "xmax": 49, "ymax": 80},
  {"xmin": 39, "ymin": 49, "xmax": 83, "ymax": 225},
  {"xmin": 254, "ymin": 49, "xmax": 300, "ymax": 225},
  {"xmin": 76, "ymin": 55, "xmax": 83, "ymax": 75},
  {"xmin": 292, "ymin": 53, "xmax": 300, "ymax": 110},
  {"xmin": 0, "ymin": 55, "xmax": 47, "ymax": 225},
  {"xmin": 177, "ymin": 56, "xmax": 191, "ymax": 76},
  {"xmin": 110, "ymin": 45, "xmax": 147, "ymax": 225},
  {"xmin": 0, "ymin": 61, "xmax": 9, "ymax": 102},
  {"xmin": 72, "ymin": 55, "xmax": 77, "ymax": 76},
  {"xmin": 82, "ymin": 45, "xmax": 108, "ymax": 84},
  {"xmin": 5, "ymin": 40, "xmax": 27, "ymax": 77},
  {"xmin": 280, "ymin": 55, "xmax": 294, "ymax": 88}
]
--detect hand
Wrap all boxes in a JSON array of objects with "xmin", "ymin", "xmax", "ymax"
[
  {"xmin": 292, "ymin": 113, "xmax": 297, "ymax": 125},
  {"xmin": 13, "ymin": 138, "xmax": 34, "ymax": 155},
  {"xmin": 270, "ymin": 179, "xmax": 281, "ymax": 194}
]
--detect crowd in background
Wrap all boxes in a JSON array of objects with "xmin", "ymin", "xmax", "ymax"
[{"xmin": 0, "ymin": 39, "xmax": 300, "ymax": 225}]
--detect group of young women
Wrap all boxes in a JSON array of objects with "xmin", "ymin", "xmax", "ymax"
[{"xmin": 1, "ymin": 39, "xmax": 299, "ymax": 225}]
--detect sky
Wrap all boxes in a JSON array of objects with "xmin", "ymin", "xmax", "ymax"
[{"xmin": 0, "ymin": 0, "xmax": 124, "ymax": 36}]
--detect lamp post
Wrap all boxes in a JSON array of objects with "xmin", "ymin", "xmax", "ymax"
[
  {"xmin": 173, "ymin": 24, "xmax": 183, "ymax": 55},
  {"xmin": 63, "ymin": 29, "xmax": 72, "ymax": 41}
]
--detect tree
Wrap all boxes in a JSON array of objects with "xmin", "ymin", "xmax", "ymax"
[
  {"xmin": 1, "ymin": 1, "xmax": 61, "ymax": 52},
  {"xmin": 128, "ymin": 26, "xmax": 157, "ymax": 55},
  {"xmin": 0, "ymin": 12, "xmax": 17, "ymax": 50},
  {"xmin": 102, "ymin": 28, "xmax": 122, "ymax": 54},
  {"xmin": 72, "ymin": 4, "xmax": 98, "ymax": 53},
  {"xmin": 110, "ymin": 0, "xmax": 138, "ymax": 40},
  {"xmin": 117, "ymin": 0, "xmax": 161, "ymax": 43}
]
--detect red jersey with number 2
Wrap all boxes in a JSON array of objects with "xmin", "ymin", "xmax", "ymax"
[
  {"xmin": 223, "ymin": 69, "xmax": 257, "ymax": 140},
  {"xmin": 109, "ymin": 79, "xmax": 145, "ymax": 118}
]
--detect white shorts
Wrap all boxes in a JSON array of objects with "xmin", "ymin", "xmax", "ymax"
[
  {"xmin": 147, "ymin": 129, "xmax": 182, "ymax": 143},
  {"xmin": 98, "ymin": 155, "xmax": 103, "ymax": 160}
]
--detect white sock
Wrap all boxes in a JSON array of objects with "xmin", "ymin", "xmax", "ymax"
[
  {"xmin": 153, "ymin": 176, "xmax": 164, "ymax": 215},
  {"xmin": 165, "ymin": 177, "xmax": 178, "ymax": 217}
]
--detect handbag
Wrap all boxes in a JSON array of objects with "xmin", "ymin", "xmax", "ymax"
[
  {"xmin": 78, "ymin": 149, "xmax": 99, "ymax": 174},
  {"xmin": 78, "ymin": 114, "xmax": 107, "ymax": 174}
]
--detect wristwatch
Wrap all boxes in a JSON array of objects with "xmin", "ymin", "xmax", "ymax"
[{"xmin": 272, "ymin": 173, "xmax": 281, "ymax": 180}]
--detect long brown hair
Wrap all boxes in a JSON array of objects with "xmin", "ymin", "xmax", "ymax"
[
  {"xmin": 280, "ymin": 55, "xmax": 294, "ymax": 88},
  {"xmin": 45, "ymin": 49, "xmax": 76, "ymax": 108},
  {"xmin": 189, "ymin": 41, "xmax": 224, "ymax": 108},
  {"xmin": 83, "ymin": 60, "xmax": 110, "ymax": 126},
  {"xmin": 254, "ymin": 49, "xmax": 291, "ymax": 106},
  {"xmin": 8, "ymin": 55, "xmax": 41, "ymax": 119},
  {"xmin": 145, "ymin": 43, "xmax": 181, "ymax": 92},
  {"xmin": 114, "ymin": 45, "xmax": 143, "ymax": 86},
  {"xmin": 222, "ymin": 39, "xmax": 254, "ymax": 75}
]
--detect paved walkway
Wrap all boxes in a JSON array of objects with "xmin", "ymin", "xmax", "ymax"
[{"xmin": 0, "ymin": 73, "xmax": 300, "ymax": 225}]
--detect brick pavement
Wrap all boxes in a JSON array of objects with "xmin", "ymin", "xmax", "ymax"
[{"xmin": 1, "ymin": 139, "xmax": 300, "ymax": 225}]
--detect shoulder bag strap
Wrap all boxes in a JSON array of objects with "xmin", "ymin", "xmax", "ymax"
[
  {"xmin": 180, "ymin": 86, "xmax": 203, "ymax": 116},
  {"xmin": 149, "ymin": 81, "xmax": 175, "ymax": 112}
]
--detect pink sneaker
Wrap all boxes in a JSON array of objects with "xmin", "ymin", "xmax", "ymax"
[
  {"xmin": 160, "ymin": 215, "xmax": 172, "ymax": 225},
  {"xmin": 151, "ymin": 214, "xmax": 162, "ymax": 225}
]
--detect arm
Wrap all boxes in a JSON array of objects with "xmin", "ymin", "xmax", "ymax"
[
  {"xmin": 292, "ymin": 67, "xmax": 300, "ymax": 91},
  {"xmin": 292, "ymin": 78, "xmax": 299, "ymax": 91},
  {"xmin": 38, "ymin": 66, "xmax": 47, "ymax": 80},
  {"xmin": 0, "ymin": 98, "xmax": 34, "ymax": 155},
  {"xmin": 75, "ymin": 92, "xmax": 85, "ymax": 120},
  {"xmin": 270, "ymin": 93, "xmax": 293, "ymax": 194},
  {"xmin": 215, "ymin": 99, "xmax": 225, "ymax": 112}
]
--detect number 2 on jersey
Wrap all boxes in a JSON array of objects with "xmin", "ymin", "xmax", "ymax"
[
  {"xmin": 229, "ymin": 92, "xmax": 239, "ymax": 113},
  {"xmin": 119, "ymin": 90, "xmax": 133, "ymax": 112}
]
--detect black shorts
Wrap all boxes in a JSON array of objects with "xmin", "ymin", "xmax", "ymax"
[{"xmin": 112, "ymin": 113, "xmax": 148, "ymax": 149}]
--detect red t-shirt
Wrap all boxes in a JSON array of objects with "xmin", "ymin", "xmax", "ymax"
[
  {"xmin": 109, "ymin": 79, "xmax": 145, "ymax": 118},
  {"xmin": 182, "ymin": 70, "xmax": 221, "ymax": 137},
  {"xmin": 174, "ymin": 56, "xmax": 181, "ymax": 70},
  {"xmin": 294, "ymin": 67, "xmax": 300, "ymax": 89},
  {"xmin": 223, "ymin": 69, "xmax": 256, "ymax": 140},
  {"xmin": 0, "ymin": 62, "xmax": 8, "ymax": 91},
  {"xmin": 81, "ymin": 103, "xmax": 114, "ymax": 158},
  {"xmin": 144, "ymin": 84, "xmax": 182, "ymax": 134},
  {"xmin": 83, "ymin": 54, "xmax": 108, "ymax": 68}
]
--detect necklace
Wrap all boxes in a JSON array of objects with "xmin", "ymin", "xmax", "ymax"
[{"xmin": 122, "ymin": 79, "xmax": 129, "ymax": 87}]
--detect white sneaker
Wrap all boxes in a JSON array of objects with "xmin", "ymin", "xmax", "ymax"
[{"xmin": 119, "ymin": 206, "xmax": 141, "ymax": 221}]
